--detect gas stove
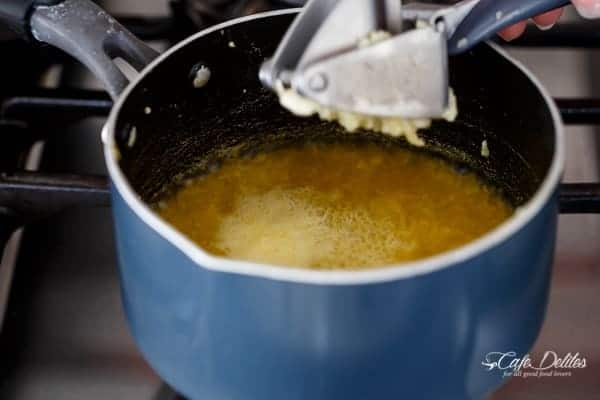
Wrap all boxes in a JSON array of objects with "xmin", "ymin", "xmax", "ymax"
[{"xmin": 0, "ymin": 1, "xmax": 599, "ymax": 399}]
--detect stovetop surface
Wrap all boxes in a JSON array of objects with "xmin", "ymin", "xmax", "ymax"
[{"xmin": 0, "ymin": 2, "xmax": 599, "ymax": 399}]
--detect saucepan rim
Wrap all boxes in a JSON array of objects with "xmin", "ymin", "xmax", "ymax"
[{"xmin": 102, "ymin": 9, "xmax": 565, "ymax": 285}]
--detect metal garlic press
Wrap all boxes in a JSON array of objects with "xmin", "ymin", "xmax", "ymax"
[{"xmin": 260, "ymin": 0, "xmax": 569, "ymax": 118}]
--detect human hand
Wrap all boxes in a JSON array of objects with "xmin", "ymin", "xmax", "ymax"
[{"xmin": 498, "ymin": 0, "xmax": 600, "ymax": 41}]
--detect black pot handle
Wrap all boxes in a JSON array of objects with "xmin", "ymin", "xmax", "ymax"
[{"xmin": 0, "ymin": 0, "xmax": 159, "ymax": 99}]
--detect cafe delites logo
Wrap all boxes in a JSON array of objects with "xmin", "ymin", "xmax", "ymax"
[{"xmin": 482, "ymin": 351, "xmax": 587, "ymax": 378}]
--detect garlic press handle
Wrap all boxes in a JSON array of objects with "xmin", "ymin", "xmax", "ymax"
[
  {"xmin": 447, "ymin": 0, "xmax": 570, "ymax": 55},
  {"xmin": 259, "ymin": 0, "xmax": 339, "ymax": 89}
]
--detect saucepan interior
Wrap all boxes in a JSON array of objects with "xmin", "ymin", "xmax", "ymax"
[{"xmin": 113, "ymin": 12, "xmax": 556, "ymax": 237}]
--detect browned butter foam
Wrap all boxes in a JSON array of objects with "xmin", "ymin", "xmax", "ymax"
[{"xmin": 156, "ymin": 142, "xmax": 513, "ymax": 270}]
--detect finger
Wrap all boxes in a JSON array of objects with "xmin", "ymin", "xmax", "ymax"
[
  {"xmin": 497, "ymin": 21, "xmax": 528, "ymax": 41},
  {"xmin": 571, "ymin": 0, "xmax": 600, "ymax": 19},
  {"xmin": 532, "ymin": 8, "xmax": 564, "ymax": 30}
]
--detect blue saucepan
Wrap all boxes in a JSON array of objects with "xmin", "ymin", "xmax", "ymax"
[{"xmin": 0, "ymin": 0, "xmax": 571, "ymax": 398}]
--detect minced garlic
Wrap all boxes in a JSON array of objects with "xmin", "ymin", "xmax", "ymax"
[
  {"xmin": 481, "ymin": 140, "xmax": 490, "ymax": 158},
  {"xmin": 276, "ymin": 83, "xmax": 457, "ymax": 147},
  {"xmin": 275, "ymin": 28, "xmax": 458, "ymax": 146}
]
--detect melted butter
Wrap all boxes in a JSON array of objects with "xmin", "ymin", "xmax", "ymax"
[{"xmin": 156, "ymin": 142, "xmax": 513, "ymax": 270}]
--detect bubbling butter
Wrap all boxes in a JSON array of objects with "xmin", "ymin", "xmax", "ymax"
[{"xmin": 155, "ymin": 142, "xmax": 514, "ymax": 269}]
